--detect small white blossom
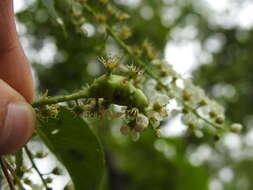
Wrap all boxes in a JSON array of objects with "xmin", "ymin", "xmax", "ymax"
[
  {"xmin": 181, "ymin": 113, "xmax": 198, "ymax": 128},
  {"xmin": 199, "ymin": 100, "xmax": 225, "ymax": 123},
  {"xmin": 194, "ymin": 130, "xmax": 204, "ymax": 138},
  {"xmin": 168, "ymin": 83, "xmax": 182, "ymax": 99},
  {"xmin": 136, "ymin": 113, "xmax": 149, "ymax": 128},
  {"xmin": 152, "ymin": 60, "xmax": 179, "ymax": 78},
  {"xmin": 150, "ymin": 118, "xmax": 161, "ymax": 129},
  {"xmin": 120, "ymin": 125, "xmax": 130, "ymax": 136},
  {"xmin": 155, "ymin": 129, "xmax": 161, "ymax": 137},
  {"xmin": 183, "ymin": 79, "xmax": 207, "ymax": 106},
  {"xmin": 131, "ymin": 130, "xmax": 140, "ymax": 141},
  {"xmin": 147, "ymin": 94, "xmax": 169, "ymax": 118},
  {"xmin": 155, "ymin": 94, "xmax": 170, "ymax": 105}
]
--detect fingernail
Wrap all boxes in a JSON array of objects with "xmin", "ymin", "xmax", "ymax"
[{"xmin": 0, "ymin": 102, "xmax": 35, "ymax": 155}]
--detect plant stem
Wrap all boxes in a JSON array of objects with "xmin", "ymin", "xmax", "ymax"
[
  {"xmin": 31, "ymin": 88, "xmax": 89, "ymax": 108},
  {"xmin": 3, "ymin": 159, "xmax": 26, "ymax": 190},
  {"xmin": 24, "ymin": 146, "xmax": 49, "ymax": 189},
  {"xmin": 184, "ymin": 104, "xmax": 225, "ymax": 131},
  {"xmin": 0, "ymin": 157, "xmax": 16, "ymax": 190}
]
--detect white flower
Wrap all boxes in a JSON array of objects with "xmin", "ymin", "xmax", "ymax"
[
  {"xmin": 199, "ymin": 99, "xmax": 225, "ymax": 122},
  {"xmin": 169, "ymin": 83, "xmax": 182, "ymax": 99},
  {"xmin": 183, "ymin": 79, "xmax": 207, "ymax": 106},
  {"xmin": 155, "ymin": 129, "xmax": 161, "ymax": 137},
  {"xmin": 149, "ymin": 94, "xmax": 169, "ymax": 114},
  {"xmin": 152, "ymin": 59, "xmax": 179, "ymax": 78},
  {"xmin": 208, "ymin": 101, "xmax": 224, "ymax": 116},
  {"xmin": 135, "ymin": 114, "xmax": 149, "ymax": 131},
  {"xmin": 149, "ymin": 117, "xmax": 161, "ymax": 129},
  {"xmin": 193, "ymin": 130, "xmax": 204, "ymax": 138},
  {"xmin": 120, "ymin": 125, "xmax": 130, "ymax": 136},
  {"xmin": 131, "ymin": 130, "xmax": 140, "ymax": 141},
  {"xmin": 145, "ymin": 79, "xmax": 157, "ymax": 96},
  {"xmin": 181, "ymin": 113, "xmax": 198, "ymax": 128},
  {"xmin": 154, "ymin": 94, "xmax": 170, "ymax": 105}
]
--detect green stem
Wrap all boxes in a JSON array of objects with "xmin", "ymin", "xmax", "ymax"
[
  {"xmin": 184, "ymin": 104, "xmax": 225, "ymax": 131},
  {"xmin": 31, "ymin": 89, "xmax": 89, "ymax": 108},
  {"xmin": 24, "ymin": 146, "xmax": 49, "ymax": 189}
]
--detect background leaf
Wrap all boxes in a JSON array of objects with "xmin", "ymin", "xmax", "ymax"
[{"xmin": 37, "ymin": 107, "xmax": 105, "ymax": 190}]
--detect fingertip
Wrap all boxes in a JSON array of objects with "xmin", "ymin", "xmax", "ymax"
[
  {"xmin": 0, "ymin": 102, "xmax": 35, "ymax": 155},
  {"xmin": 0, "ymin": 80, "xmax": 35, "ymax": 155}
]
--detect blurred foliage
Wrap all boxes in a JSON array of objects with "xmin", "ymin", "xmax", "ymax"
[{"xmin": 15, "ymin": 0, "xmax": 253, "ymax": 189}]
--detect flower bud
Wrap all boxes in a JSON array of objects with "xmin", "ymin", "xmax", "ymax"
[
  {"xmin": 131, "ymin": 130, "xmax": 140, "ymax": 141},
  {"xmin": 120, "ymin": 125, "xmax": 130, "ymax": 136},
  {"xmin": 230, "ymin": 123, "xmax": 242, "ymax": 133}
]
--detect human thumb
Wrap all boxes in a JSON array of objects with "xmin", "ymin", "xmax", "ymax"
[{"xmin": 0, "ymin": 80, "xmax": 35, "ymax": 155}]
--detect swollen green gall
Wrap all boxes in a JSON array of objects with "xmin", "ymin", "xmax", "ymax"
[{"xmin": 88, "ymin": 74, "xmax": 148, "ymax": 111}]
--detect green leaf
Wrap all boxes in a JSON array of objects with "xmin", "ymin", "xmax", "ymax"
[
  {"xmin": 41, "ymin": 0, "xmax": 66, "ymax": 34},
  {"xmin": 37, "ymin": 107, "xmax": 105, "ymax": 190}
]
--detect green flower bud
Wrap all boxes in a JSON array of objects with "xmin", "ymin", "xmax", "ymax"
[
  {"xmin": 230, "ymin": 123, "xmax": 242, "ymax": 133},
  {"xmin": 45, "ymin": 177, "xmax": 53, "ymax": 184}
]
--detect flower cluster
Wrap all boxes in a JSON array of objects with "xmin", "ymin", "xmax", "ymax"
[
  {"xmin": 150, "ymin": 59, "xmax": 242, "ymax": 134},
  {"xmin": 35, "ymin": 56, "xmax": 242, "ymax": 142},
  {"xmin": 72, "ymin": 99, "xmax": 149, "ymax": 141},
  {"xmin": 36, "ymin": 104, "xmax": 60, "ymax": 120},
  {"xmin": 119, "ymin": 108, "xmax": 149, "ymax": 141},
  {"xmin": 36, "ymin": 1, "xmax": 243, "ymax": 140}
]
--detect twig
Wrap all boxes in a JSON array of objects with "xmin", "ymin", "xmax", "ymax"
[
  {"xmin": 0, "ymin": 157, "xmax": 16, "ymax": 190},
  {"xmin": 31, "ymin": 88, "xmax": 89, "ymax": 108},
  {"xmin": 3, "ymin": 159, "xmax": 26, "ymax": 190}
]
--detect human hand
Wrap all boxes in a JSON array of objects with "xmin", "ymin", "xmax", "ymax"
[{"xmin": 0, "ymin": 0, "xmax": 35, "ymax": 155}]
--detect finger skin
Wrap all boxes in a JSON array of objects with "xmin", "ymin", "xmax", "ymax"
[
  {"xmin": 0, "ymin": 0, "xmax": 35, "ymax": 155},
  {"xmin": 0, "ymin": 0, "xmax": 34, "ymax": 101},
  {"xmin": 0, "ymin": 80, "xmax": 35, "ymax": 155}
]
